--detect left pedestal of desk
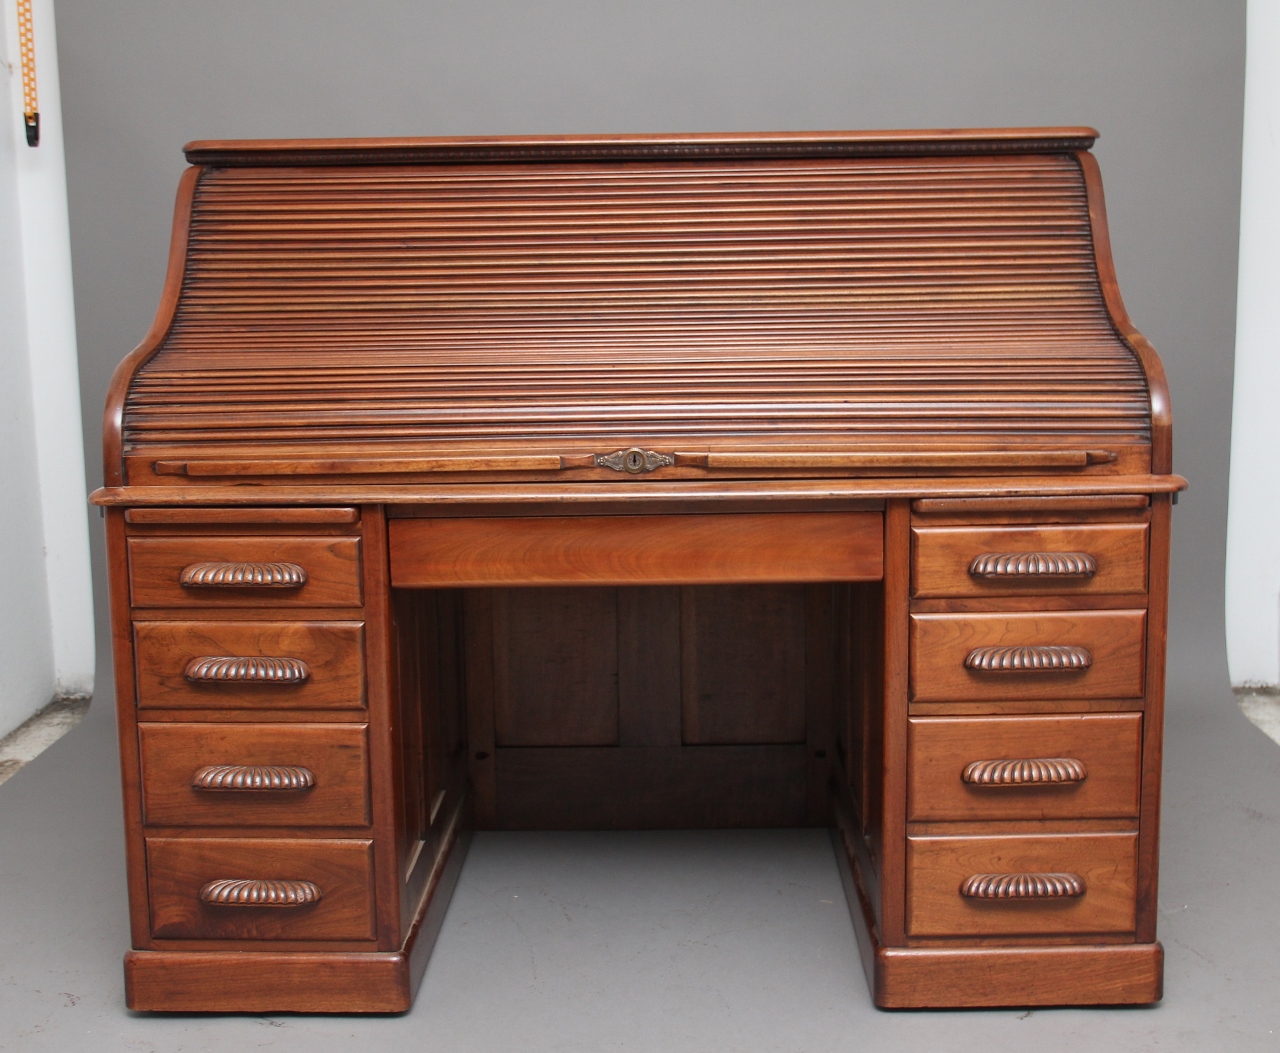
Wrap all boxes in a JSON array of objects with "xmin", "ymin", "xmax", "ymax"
[{"xmin": 104, "ymin": 504, "xmax": 470, "ymax": 1013}]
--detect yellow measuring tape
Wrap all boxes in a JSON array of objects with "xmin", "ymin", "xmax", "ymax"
[{"xmin": 17, "ymin": 0, "xmax": 38, "ymax": 145}]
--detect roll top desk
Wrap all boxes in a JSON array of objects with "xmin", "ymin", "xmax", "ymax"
[{"xmin": 93, "ymin": 128, "xmax": 1184, "ymax": 1012}]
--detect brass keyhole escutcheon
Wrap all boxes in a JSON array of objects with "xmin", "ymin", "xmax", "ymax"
[{"xmin": 593, "ymin": 447, "xmax": 675, "ymax": 473}]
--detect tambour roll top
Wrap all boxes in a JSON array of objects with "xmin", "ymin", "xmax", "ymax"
[{"xmin": 104, "ymin": 129, "xmax": 1170, "ymax": 487}]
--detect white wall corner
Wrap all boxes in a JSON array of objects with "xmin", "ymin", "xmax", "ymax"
[
  {"xmin": 1226, "ymin": 0, "xmax": 1280, "ymax": 691},
  {"xmin": 4, "ymin": 0, "xmax": 95, "ymax": 702}
]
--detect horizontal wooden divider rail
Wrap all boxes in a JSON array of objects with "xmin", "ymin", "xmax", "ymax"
[{"xmin": 93, "ymin": 128, "xmax": 1183, "ymax": 1014}]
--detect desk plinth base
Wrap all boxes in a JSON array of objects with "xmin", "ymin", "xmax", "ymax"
[
  {"xmin": 124, "ymin": 825, "xmax": 471, "ymax": 1013},
  {"xmin": 125, "ymin": 949, "xmax": 417, "ymax": 1014},
  {"xmin": 871, "ymin": 943, "xmax": 1164, "ymax": 1009},
  {"xmin": 831, "ymin": 825, "xmax": 1163, "ymax": 1009}
]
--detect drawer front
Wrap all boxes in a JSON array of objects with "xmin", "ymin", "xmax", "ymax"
[
  {"xmin": 912, "ymin": 523, "xmax": 1148, "ymax": 598},
  {"xmin": 128, "ymin": 536, "xmax": 362, "ymax": 608},
  {"xmin": 139, "ymin": 723, "xmax": 370, "ymax": 827},
  {"xmin": 907, "ymin": 832, "xmax": 1137, "ymax": 937},
  {"xmin": 146, "ymin": 837, "xmax": 376, "ymax": 941},
  {"xmin": 389, "ymin": 512, "xmax": 884, "ymax": 587},
  {"xmin": 907, "ymin": 713, "xmax": 1142, "ymax": 821},
  {"xmin": 134, "ymin": 620, "xmax": 365, "ymax": 711},
  {"xmin": 910, "ymin": 610, "xmax": 1146, "ymax": 702}
]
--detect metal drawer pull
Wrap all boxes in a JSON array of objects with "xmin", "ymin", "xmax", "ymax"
[
  {"xmin": 184, "ymin": 655, "xmax": 311, "ymax": 684},
  {"xmin": 964, "ymin": 645, "xmax": 1092, "ymax": 672},
  {"xmin": 199, "ymin": 878, "xmax": 322, "ymax": 907},
  {"xmin": 179, "ymin": 561, "xmax": 308, "ymax": 588},
  {"xmin": 960, "ymin": 872, "xmax": 1085, "ymax": 899},
  {"xmin": 968, "ymin": 552, "xmax": 1097, "ymax": 579},
  {"xmin": 192, "ymin": 765, "xmax": 316, "ymax": 791},
  {"xmin": 962, "ymin": 758, "xmax": 1087, "ymax": 785}
]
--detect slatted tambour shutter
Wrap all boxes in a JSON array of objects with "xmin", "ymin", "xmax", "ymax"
[{"xmin": 123, "ymin": 153, "xmax": 1149, "ymax": 456}]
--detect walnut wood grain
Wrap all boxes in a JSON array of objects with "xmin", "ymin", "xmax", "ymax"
[
  {"xmin": 200, "ymin": 879, "xmax": 322, "ymax": 907},
  {"xmin": 101, "ymin": 166, "xmax": 199, "ymax": 487},
  {"xmin": 1136, "ymin": 494, "xmax": 1173, "ymax": 944},
  {"xmin": 910, "ymin": 610, "xmax": 1146, "ymax": 702},
  {"xmin": 906, "ymin": 833, "xmax": 1138, "ymax": 937},
  {"xmin": 880, "ymin": 499, "xmax": 912, "ymax": 946},
  {"xmin": 908, "ymin": 713, "xmax": 1141, "ymax": 822},
  {"xmin": 706, "ymin": 451, "xmax": 1107, "ymax": 470},
  {"xmin": 91, "ymin": 475, "xmax": 1189, "ymax": 508},
  {"xmin": 492, "ymin": 587, "xmax": 620, "ymax": 747},
  {"xmin": 912, "ymin": 523, "xmax": 1149, "ymax": 598},
  {"xmin": 109, "ymin": 139, "xmax": 1159, "ymax": 480},
  {"xmin": 493, "ymin": 745, "xmax": 807, "ymax": 829},
  {"xmin": 680, "ymin": 585, "xmax": 807, "ymax": 747},
  {"xmin": 959, "ymin": 872, "xmax": 1085, "ymax": 899},
  {"xmin": 104, "ymin": 507, "xmax": 153, "ymax": 950},
  {"xmin": 184, "ymin": 655, "xmax": 311, "ymax": 684},
  {"xmin": 163, "ymin": 455, "xmax": 562, "ymax": 477},
  {"xmin": 191, "ymin": 765, "xmax": 316, "ymax": 791},
  {"xmin": 126, "ymin": 507, "xmax": 359, "ymax": 525},
  {"xmin": 124, "ymin": 948, "xmax": 415, "ymax": 1012},
  {"xmin": 146, "ymin": 837, "xmax": 376, "ymax": 941},
  {"xmin": 389, "ymin": 513, "xmax": 883, "ymax": 587},
  {"xmin": 357, "ymin": 504, "xmax": 411, "ymax": 950},
  {"xmin": 462, "ymin": 590, "xmax": 499, "ymax": 827},
  {"xmin": 128, "ymin": 537, "xmax": 362, "ymax": 608},
  {"xmin": 139, "ymin": 722, "xmax": 370, "ymax": 827},
  {"xmin": 134, "ymin": 620, "xmax": 365, "ymax": 710},
  {"xmin": 873, "ymin": 943, "xmax": 1163, "ymax": 1008},
  {"xmin": 912, "ymin": 495, "xmax": 1152, "ymax": 514},
  {"xmin": 1078, "ymin": 150, "xmax": 1172, "ymax": 475}
]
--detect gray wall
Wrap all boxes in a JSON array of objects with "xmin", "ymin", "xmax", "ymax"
[{"xmin": 55, "ymin": 0, "xmax": 1245, "ymax": 684}]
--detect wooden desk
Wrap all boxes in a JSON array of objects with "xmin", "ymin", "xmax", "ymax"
[{"xmin": 92, "ymin": 129, "xmax": 1184, "ymax": 1013}]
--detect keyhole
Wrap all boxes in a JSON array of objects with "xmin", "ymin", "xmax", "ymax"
[{"xmin": 625, "ymin": 449, "xmax": 645, "ymax": 472}]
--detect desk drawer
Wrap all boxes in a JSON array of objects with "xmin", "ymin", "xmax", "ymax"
[
  {"xmin": 389, "ymin": 512, "xmax": 883, "ymax": 587},
  {"xmin": 907, "ymin": 713, "xmax": 1142, "ymax": 821},
  {"xmin": 910, "ymin": 610, "xmax": 1146, "ymax": 702},
  {"xmin": 907, "ymin": 832, "xmax": 1137, "ymax": 937},
  {"xmin": 912, "ymin": 523, "xmax": 1148, "ymax": 598},
  {"xmin": 134, "ymin": 620, "xmax": 365, "ymax": 711},
  {"xmin": 139, "ymin": 723, "xmax": 370, "ymax": 828},
  {"xmin": 128, "ymin": 536, "xmax": 362, "ymax": 608},
  {"xmin": 146, "ymin": 837, "xmax": 376, "ymax": 941}
]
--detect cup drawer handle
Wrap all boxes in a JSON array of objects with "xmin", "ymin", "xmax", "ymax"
[
  {"xmin": 960, "ymin": 873, "xmax": 1085, "ymax": 899},
  {"xmin": 962, "ymin": 758, "xmax": 1087, "ymax": 785},
  {"xmin": 179, "ymin": 561, "xmax": 308, "ymax": 588},
  {"xmin": 199, "ymin": 879, "xmax": 322, "ymax": 907},
  {"xmin": 192, "ymin": 765, "xmax": 316, "ymax": 791},
  {"xmin": 184, "ymin": 656, "xmax": 311, "ymax": 683},
  {"xmin": 964, "ymin": 645, "xmax": 1092, "ymax": 672},
  {"xmin": 968, "ymin": 552, "xmax": 1097, "ymax": 579}
]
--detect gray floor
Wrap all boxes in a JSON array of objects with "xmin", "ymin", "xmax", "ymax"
[{"xmin": 2, "ymin": 646, "xmax": 1278, "ymax": 1053}]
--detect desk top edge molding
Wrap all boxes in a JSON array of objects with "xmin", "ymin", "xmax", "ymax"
[{"xmin": 181, "ymin": 127, "xmax": 1100, "ymax": 166}]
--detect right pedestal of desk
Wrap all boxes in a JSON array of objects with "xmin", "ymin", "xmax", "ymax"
[{"xmin": 835, "ymin": 494, "xmax": 1169, "ymax": 1008}]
